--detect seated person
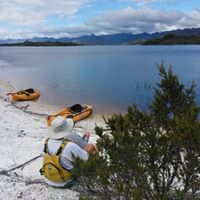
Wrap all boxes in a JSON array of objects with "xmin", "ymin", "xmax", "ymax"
[{"xmin": 40, "ymin": 116, "xmax": 96, "ymax": 188}]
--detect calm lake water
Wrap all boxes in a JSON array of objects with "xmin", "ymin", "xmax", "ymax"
[{"xmin": 0, "ymin": 45, "xmax": 200, "ymax": 114}]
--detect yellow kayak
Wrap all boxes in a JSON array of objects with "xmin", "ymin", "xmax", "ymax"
[
  {"xmin": 7, "ymin": 88, "xmax": 40, "ymax": 101},
  {"xmin": 47, "ymin": 104, "xmax": 93, "ymax": 126}
]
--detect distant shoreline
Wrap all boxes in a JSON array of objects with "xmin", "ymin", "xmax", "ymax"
[
  {"xmin": 1, "ymin": 27, "xmax": 200, "ymax": 46},
  {"xmin": 0, "ymin": 41, "xmax": 83, "ymax": 47},
  {"xmin": 142, "ymin": 34, "xmax": 200, "ymax": 45}
]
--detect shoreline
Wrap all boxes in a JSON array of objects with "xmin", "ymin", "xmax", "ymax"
[
  {"xmin": 0, "ymin": 80, "xmax": 111, "ymax": 120},
  {"xmin": 0, "ymin": 72, "xmax": 118, "ymax": 117},
  {"xmin": 0, "ymin": 80, "xmax": 107, "ymax": 199}
]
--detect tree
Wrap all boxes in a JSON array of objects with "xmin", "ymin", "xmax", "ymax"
[
  {"xmin": 151, "ymin": 63, "xmax": 200, "ymax": 198},
  {"xmin": 72, "ymin": 64, "xmax": 200, "ymax": 200}
]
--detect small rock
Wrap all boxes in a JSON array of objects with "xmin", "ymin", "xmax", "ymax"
[{"xmin": 16, "ymin": 191, "xmax": 23, "ymax": 198}]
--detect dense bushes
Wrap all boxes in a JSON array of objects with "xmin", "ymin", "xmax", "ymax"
[
  {"xmin": 143, "ymin": 34, "xmax": 200, "ymax": 45},
  {"xmin": 73, "ymin": 64, "xmax": 200, "ymax": 200}
]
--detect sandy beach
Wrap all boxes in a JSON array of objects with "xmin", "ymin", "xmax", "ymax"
[{"xmin": 0, "ymin": 80, "xmax": 106, "ymax": 200}]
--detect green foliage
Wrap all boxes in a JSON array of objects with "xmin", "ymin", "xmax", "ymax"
[
  {"xmin": 163, "ymin": 34, "xmax": 176, "ymax": 40},
  {"xmin": 151, "ymin": 63, "xmax": 199, "ymax": 129},
  {"xmin": 79, "ymin": 196, "xmax": 93, "ymax": 200},
  {"xmin": 143, "ymin": 34, "xmax": 200, "ymax": 45},
  {"xmin": 73, "ymin": 64, "xmax": 200, "ymax": 200}
]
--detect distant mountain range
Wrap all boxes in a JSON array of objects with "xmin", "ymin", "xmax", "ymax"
[{"xmin": 0, "ymin": 28, "xmax": 200, "ymax": 45}]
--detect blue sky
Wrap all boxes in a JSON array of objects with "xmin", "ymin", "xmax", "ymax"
[{"xmin": 0, "ymin": 0, "xmax": 199, "ymax": 39}]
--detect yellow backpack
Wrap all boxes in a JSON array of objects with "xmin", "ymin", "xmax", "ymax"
[{"xmin": 40, "ymin": 138, "xmax": 72, "ymax": 182}]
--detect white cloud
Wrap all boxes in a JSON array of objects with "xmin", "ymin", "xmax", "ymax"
[
  {"xmin": 121, "ymin": 0, "xmax": 174, "ymax": 5},
  {"xmin": 0, "ymin": 5, "xmax": 200, "ymax": 39},
  {"xmin": 73, "ymin": 7, "xmax": 199, "ymax": 36},
  {"xmin": 82, "ymin": 7, "xmax": 192, "ymax": 34},
  {"xmin": 0, "ymin": 0, "xmax": 88, "ymax": 25},
  {"xmin": 37, "ymin": 7, "xmax": 200, "ymax": 37},
  {"xmin": 0, "ymin": 28, "xmax": 39, "ymax": 39}
]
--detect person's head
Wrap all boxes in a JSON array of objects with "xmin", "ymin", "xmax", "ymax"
[{"xmin": 47, "ymin": 116, "xmax": 74, "ymax": 139}]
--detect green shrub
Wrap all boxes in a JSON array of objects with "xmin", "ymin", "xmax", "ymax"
[{"xmin": 73, "ymin": 63, "xmax": 200, "ymax": 200}]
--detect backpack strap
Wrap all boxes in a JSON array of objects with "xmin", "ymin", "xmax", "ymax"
[
  {"xmin": 43, "ymin": 138, "xmax": 68, "ymax": 156},
  {"xmin": 44, "ymin": 138, "xmax": 49, "ymax": 154},
  {"xmin": 56, "ymin": 139, "xmax": 68, "ymax": 156}
]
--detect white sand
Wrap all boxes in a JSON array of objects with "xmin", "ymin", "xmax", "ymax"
[{"xmin": 0, "ymin": 80, "xmax": 106, "ymax": 200}]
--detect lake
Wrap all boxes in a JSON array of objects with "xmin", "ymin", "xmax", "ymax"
[{"xmin": 0, "ymin": 45, "xmax": 200, "ymax": 114}]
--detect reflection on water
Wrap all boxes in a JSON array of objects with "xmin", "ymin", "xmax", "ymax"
[{"xmin": 0, "ymin": 45, "xmax": 200, "ymax": 114}]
